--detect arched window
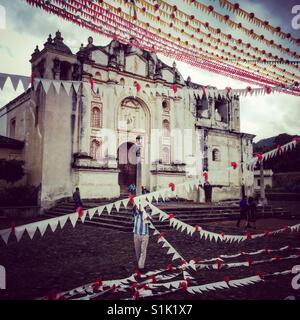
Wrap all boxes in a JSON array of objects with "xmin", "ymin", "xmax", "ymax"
[
  {"xmin": 162, "ymin": 146, "xmax": 170, "ymax": 164},
  {"xmin": 90, "ymin": 138, "xmax": 102, "ymax": 160},
  {"xmin": 91, "ymin": 107, "xmax": 101, "ymax": 128},
  {"xmin": 119, "ymin": 78, "xmax": 125, "ymax": 86},
  {"xmin": 162, "ymin": 119, "xmax": 170, "ymax": 137},
  {"xmin": 162, "ymin": 100, "xmax": 170, "ymax": 112},
  {"xmin": 212, "ymin": 148, "xmax": 221, "ymax": 161},
  {"xmin": 94, "ymin": 71, "xmax": 101, "ymax": 80}
]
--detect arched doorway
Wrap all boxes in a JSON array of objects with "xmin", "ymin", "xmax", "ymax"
[{"xmin": 117, "ymin": 142, "xmax": 137, "ymax": 193}]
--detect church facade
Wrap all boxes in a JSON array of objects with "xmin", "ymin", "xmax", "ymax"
[{"xmin": 2, "ymin": 32, "xmax": 255, "ymax": 208}]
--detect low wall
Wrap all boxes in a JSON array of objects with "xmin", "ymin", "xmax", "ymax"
[{"xmin": 0, "ymin": 206, "xmax": 41, "ymax": 218}]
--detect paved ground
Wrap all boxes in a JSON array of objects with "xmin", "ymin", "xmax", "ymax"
[{"xmin": 0, "ymin": 213, "xmax": 300, "ymax": 300}]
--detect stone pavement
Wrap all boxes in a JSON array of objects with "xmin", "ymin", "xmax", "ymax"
[{"xmin": 0, "ymin": 217, "xmax": 299, "ymax": 300}]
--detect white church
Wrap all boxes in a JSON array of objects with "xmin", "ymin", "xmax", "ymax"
[{"xmin": 1, "ymin": 31, "xmax": 255, "ymax": 208}]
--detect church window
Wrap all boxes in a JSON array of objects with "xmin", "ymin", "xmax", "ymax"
[
  {"xmin": 162, "ymin": 146, "xmax": 170, "ymax": 164},
  {"xmin": 162, "ymin": 100, "xmax": 170, "ymax": 112},
  {"xmin": 212, "ymin": 148, "xmax": 221, "ymax": 161},
  {"xmin": 91, "ymin": 107, "xmax": 101, "ymax": 128},
  {"xmin": 94, "ymin": 71, "xmax": 101, "ymax": 80},
  {"xmin": 10, "ymin": 118, "xmax": 16, "ymax": 139},
  {"xmin": 119, "ymin": 78, "xmax": 125, "ymax": 86},
  {"xmin": 90, "ymin": 138, "xmax": 102, "ymax": 160},
  {"xmin": 162, "ymin": 119, "xmax": 170, "ymax": 137}
]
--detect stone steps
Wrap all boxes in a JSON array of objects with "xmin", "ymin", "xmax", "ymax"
[{"xmin": 45, "ymin": 197, "xmax": 292, "ymax": 232}]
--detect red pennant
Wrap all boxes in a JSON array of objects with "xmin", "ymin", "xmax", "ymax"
[
  {"xmin": 264, "ymin": 229, "xmax": 269, "ymax": 236},
  {"xmin": 11, "ymin": 223, "xmax": 16, "ymax": 237},
  {"xmin": 274, "ymin": 255, "xmax": 281, "ymax": 262},
  {"xmin": 256, "ymin": 271, "xmax": 265, "ymax": 279},
  {"xmin": 240, "ymin": 250, "xmax": 245, "ymax": 256},
  {"xmin": 166, "ymin": 264, "xmax": 173, "ymax": 272},
  {"xmin": 216, "ymin": 258, "xmax": 223, "ymax": 270},
  {"xmin": 157, "ymin": 232, "xmax": 165, "ymax": 240},
  {"xmin": 168, "ymin": 213, "xmax": 175, "ymax": 220},
  {"xmin": 203, "ymin": 171, "xmax": 208, "ymax": 181},
  {"xmin": 129, "ymin": 194, "xmax": 135, "ymax": 205},
  {"xmin": 224, "ymin": 276, "xmax": 230, "ymax": 284},
  {"xmin": 130, "ymin": 282, "xmax": 138, "ymax": 290},
  {"xmin": 171, "ymin": 84, "xmax": 177, "ymax": 93},
  {"xmin": 46, "ymin": 289, "xmax": 58, "ymax": 300},
  {"xmin": 264, "ymin": 85, "xmax": 272, "ymax": 94},
  {"xmin": 168, "ymin": 182, "xmax": 175, "ymax": 191},
  {"xmin": 92, "ymin": 279, "xmax": 102, "ymax": 290},
  {"xmin": 194, "ymin": 224, "xmax": 200, "ymax": 232},
  {"xmin": 133, "ymin": 290, "xmax": 139, "ymax": 300},
  {"xmin": 256, "ymin": 153, "xmax": 263, "ymax": 161},
  {"xmin": 89, "ymin": 77, "xmax": 94, "ymax": 90},
  {"xmin": 180, "ymin": 259, "xmax": 187, "ymax": 266},
  {"xmin": 245, "ymin": 231, "xmax": 252, "ymax": 240},
  {"xmin": 134, "ymin": 270, "xmax": 141, "ymax": 278},
  {"xmin": 77, "ymin": 207, "xmax": 84, "ymax": 218},
  {"xmin": 111, "ymin": 284, "xmax": 117, "ymax": 293},
  {"xmin": 180, "ymin": 281, "xmax": 188, "ymax": 291},
  {"xmin": 134, "ymin": 82, "xmax": 141, "ymax": 92},
  {"xmin": 225, "ymin": 86, "xmax": 232, "ymax": 94},
  {"xmin": 284, "ymin": 225, "xmax": 290, "ymax": 232},
  {"xmin": 230, "ymin": 162, "xmax": 237, "ymax": 169},
  {"xmin": 247, "ymin": 257, "xmax": 253, "ymax": 266},
  {"xmin": 246, "ymin": 86, "xmax": 253, "ymax": 93},
  {"xmin": 220, "ymin": 231, "xmax": 225, "ymax": 238},
  {"xmin": 264, "ymin": 247, "xmax": 269, "ymax": 254},
  {"xmin": 148, "ymin": 275, "xmax": 156, "ymax": 283},
  {"xmin": 192, "ymin": 257, "xmax": 200, "ymax": 264}
]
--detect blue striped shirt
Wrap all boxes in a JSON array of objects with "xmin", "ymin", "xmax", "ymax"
[{"xmin": 133, "ymin": 209, "xmax": 151, "ymax": 235}]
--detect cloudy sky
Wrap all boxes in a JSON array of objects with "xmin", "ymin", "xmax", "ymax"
[{"xmin": 0, "ymin": 0, "xmax": 299, "ymax": 141}]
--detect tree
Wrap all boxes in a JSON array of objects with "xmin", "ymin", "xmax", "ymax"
[{"xmin": 0, "ymin": 159, "xmax": 25, "ymax": 184}]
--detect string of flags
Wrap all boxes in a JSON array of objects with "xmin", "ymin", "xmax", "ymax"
[
  {"xmin": 1, "ymin": 73, "xmax": 299, "ymax": 101},
  {"xmin": 21, "ymin": 0, "xmax": 300, "ymax": 92},
  {"xmin": 146, "ymin": 202, "xmax": 300, "ymax": 243}
]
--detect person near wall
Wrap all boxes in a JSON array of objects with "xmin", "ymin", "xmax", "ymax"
[
  {"xmin": 128, "ymin": 183, "xmax": 137, "ymax": 196},
  {"xmin": 247, "ymin": 196, "xmax": 257, "ymax": 229},
  {"xmin": 132, "ymin": 204, "xmax": 152, "ymax": 272},
  {"xmin": 73, "ymin": 187, "xmax": 83, "ymax": 212},
  {"xmin": 236, "ymin": 195, "xmax": 249, "ymax": 229},
  {"xmin": 203, "ymin": 181, "xmax": 213, "ymax": 203}
]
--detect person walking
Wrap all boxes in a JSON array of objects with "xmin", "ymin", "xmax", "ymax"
[
  {"xmin": 128, "ymin": 183, "xmax": 136, "ymax": 196},
  {"xmin": 132, "ymin": 204, "xmax": 151, "ymax": 272},
  {"xmin": 73, "ymin": 187, "xmax": 83, "ymax": 211},
  {"xmin": 203, "ymin": 181, "xmax": 213, "ymax": 203},
  {"xmin": 236, "ymin": 195, "xmax": 249, "ymax": 228},
  {"xmin": 248, "ymin": 196, "xmax": 257, "ymax": 229}
]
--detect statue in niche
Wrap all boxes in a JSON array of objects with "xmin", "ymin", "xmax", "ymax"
[
  {"xmin": 155, "ymin": 60, "xmax": 162, "ymax": 78},
  {"xmin": 215, "ymin": 108, "xmax": 222, "ymax": 121}
]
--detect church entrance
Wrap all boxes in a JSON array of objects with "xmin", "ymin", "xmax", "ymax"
[{"xmin": 117, "ymin": 142, "xmax": 137, "ymax": 194}]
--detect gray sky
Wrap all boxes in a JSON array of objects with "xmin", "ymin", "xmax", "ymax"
[{"xmin": 0, "ymin": 0, "xmax": 299, "ymax": 141}]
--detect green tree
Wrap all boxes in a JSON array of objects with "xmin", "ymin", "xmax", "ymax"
[{"xmin": 0, "ymin": 159, "xmax": 25, "ymax": 184}]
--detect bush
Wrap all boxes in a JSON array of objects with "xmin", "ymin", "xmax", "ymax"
[
  {"xmin": 0, "ymin": 185, "xmax": 38, "ymax": 207},
  {"xmin": 0, "ymin": 159, "xmax": 25, "ymax": 183}
]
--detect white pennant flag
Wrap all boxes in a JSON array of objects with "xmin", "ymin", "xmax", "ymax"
[
  {"xmin": 49, "ymin": 219, "xmax": 59, "ymax": 233},
  {"xmin": 41, "ymin": 79, "xmax": 51, "ymax": 94},
  {"xmin": 69, "ymin": 213, "xmax": 78, "ymax": 228},
  {"xmin": 0, "ymin": 229, "xmax": 11, "ymax": 244},
  {"xmin": 15, "ymin": 227, "xmax": 26, "ymax": 242},
  {"xmin": 114, "ymin": 201, "xmax": 122, "ymax": 212},
  {"xmin": 59, "ymin": 215, "xmax": 69, "ymax": 229},
  {"xmin": 38, "ymin": 221, "xmax": 49, "ymax": 237},
  {"xmin": 72, "ymin": 82, "xmax": 81, "ymax": 94},
  {"xmin": 106, "ymin": 203, "xmax": 113, "ymax": 214},
  {"xmin": 52, "ymin": 80, "xmax": 61, "ymax": 94},
  {"xmin": 62, "ymin": 81, "xmax": 72, "ymax": 95},
  {"xmin": 26, "ymin": 225, "xmax": 37, "ymax": 240},
  {"xmin": 121, "ymin": 198, "xmax": 129, "ymax": 208}
]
